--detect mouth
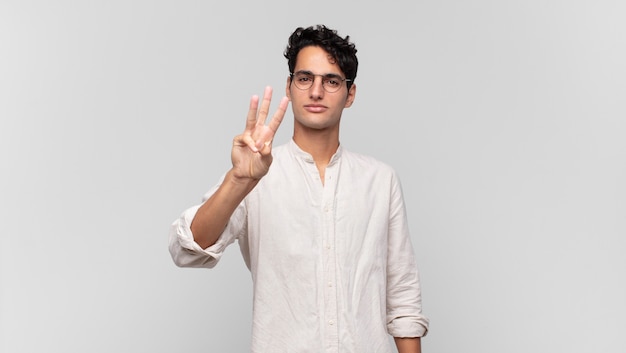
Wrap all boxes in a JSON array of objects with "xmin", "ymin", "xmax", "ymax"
[{"xmin": 304, "ymin": 104, "xmax": 328, "ymax": 113}]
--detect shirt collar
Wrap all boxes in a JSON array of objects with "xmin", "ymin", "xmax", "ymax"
[{"xmin": 288, "ymin": 139, "xmax": 343, "ymax": 166}]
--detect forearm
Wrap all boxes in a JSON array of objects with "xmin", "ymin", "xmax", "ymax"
[
  {"xmin": 190, "ymin": 169, "xmax": 258, "ymax": 249},
  {"xmin": 394, "ymin": 337, "xmax": 421, "ymax": 353}
]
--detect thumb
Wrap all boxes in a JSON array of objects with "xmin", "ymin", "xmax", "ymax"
[{"xmin": 257, "ymin": 138, "xmax": 273, "ymax": 156}]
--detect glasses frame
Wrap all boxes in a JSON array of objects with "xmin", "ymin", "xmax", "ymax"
[{"xmin": 289, "ymin": 71, "xmax": 352, "ymax": 93}]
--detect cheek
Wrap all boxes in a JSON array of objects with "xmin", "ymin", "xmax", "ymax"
[{"xmin": 289, "ymin": 88, "xmax": 308, "ymax": 102}]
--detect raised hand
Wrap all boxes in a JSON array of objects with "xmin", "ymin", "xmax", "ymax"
[{"xmin": 231, "ymin": 86, "xmax": 289, "ymax": 181}]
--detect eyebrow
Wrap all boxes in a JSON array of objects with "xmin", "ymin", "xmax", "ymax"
[{"xmin": 294, "ymin": 70, "xmax": 343, "ymax": 79}]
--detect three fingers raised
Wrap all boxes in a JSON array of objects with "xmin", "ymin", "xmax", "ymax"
[{"xmin": 244, "ymin": 86, "xmax": 289, "ymax": 152}]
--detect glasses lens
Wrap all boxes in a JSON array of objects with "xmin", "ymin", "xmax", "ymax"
[
  {"xmin": 293, "ymin": 73, "xmax": 313, "ymax": 90},
  {"xmin": 323, "ymin": 77, "xmax": 342, "ymax": 92}
]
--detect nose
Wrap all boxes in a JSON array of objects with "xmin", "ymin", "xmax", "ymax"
[{"xmin": 309, "ymin": 76, "xmax": 325, "ymax": 100}]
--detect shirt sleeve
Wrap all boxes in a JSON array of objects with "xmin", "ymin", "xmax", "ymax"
[
  {"xmin": 168, "ymin": 184, "xmax": 248, "ymax": 269},
  {"xmin": 385, "ymin": 172, "xmax": 430, "ymax": 338}
]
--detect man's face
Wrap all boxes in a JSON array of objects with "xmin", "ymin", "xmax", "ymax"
[{"xmin": 286, "ymin": 46, "xmax": 356, "ymax": 132}]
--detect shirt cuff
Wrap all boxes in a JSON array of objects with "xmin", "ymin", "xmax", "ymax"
[
  {"xmin": 387, "ymin": 316, "xmax": 429, "ymax": 338},
  {"xmin": 169, "ymin": 205, "xmax": 231, "ymax": 268}
]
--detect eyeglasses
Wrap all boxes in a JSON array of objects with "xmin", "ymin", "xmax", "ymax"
[{"xmin": 290, "ymin": 71, "xmax": 352, "ymax": 93}]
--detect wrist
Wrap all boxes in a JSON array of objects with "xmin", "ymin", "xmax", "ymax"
[{"xmin": 226, "ymin": 169, "xmax": 260, "ymax": 191}]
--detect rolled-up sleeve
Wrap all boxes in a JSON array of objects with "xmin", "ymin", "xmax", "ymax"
[
  {"xmin": 385, "ymin": 173, "xmax": 429, "ymax": 338},
  {"xmin": 168, "ymin": 188, "xmax": 247, "ymax": 269}
]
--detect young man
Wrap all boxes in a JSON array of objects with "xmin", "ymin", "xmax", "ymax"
[{"xmin": 169, "ymin": 25, "xmax": 429, "ymax": 353}]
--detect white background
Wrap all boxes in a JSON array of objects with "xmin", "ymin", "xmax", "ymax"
[{"xmin": 1, "ymin": 1, "xmax": 625, "ymax": 352}]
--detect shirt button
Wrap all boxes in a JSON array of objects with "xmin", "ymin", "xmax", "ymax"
[
  {"xmin": 329, "ymin": 320, "xmax": 334, "ymax": 325},
  {"xmin": 327, "ymin": 282, "xmax": 332, "ymax": 287}
]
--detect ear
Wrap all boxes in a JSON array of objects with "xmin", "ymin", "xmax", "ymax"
[
  {"xmin": 285, "ymin": 76, "xmax": 292, "ymax": 100},
  {"xmin": 344, "ymin": 83, "xmax": 356, "ymax": 108}
]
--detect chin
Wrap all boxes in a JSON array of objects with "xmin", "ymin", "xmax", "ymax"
[{"xmin": 295, "ymin": 116, "xmax": 340, "ymax": 131}]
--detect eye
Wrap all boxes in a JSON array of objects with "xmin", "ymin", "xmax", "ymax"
[
  {"xmin": 325, "ymin": 77, "xmax": 341, "ymax": 87},
  {"xmin": 296, "ymin": 74, "xmax": 313, "ymax": 82}
]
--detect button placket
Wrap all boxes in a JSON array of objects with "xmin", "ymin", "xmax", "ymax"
[{"xmin": 321, "ymin": 166, "xmax": 339, "ymax": 352}]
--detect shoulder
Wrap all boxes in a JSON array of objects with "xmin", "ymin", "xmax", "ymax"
[
  {"xmin": 340, "ymin": 147, "xmax": 404, "ymax": 191},
  {"xmin": 341, "ymin": 148, "xmax": 397, "ymax": 176}
]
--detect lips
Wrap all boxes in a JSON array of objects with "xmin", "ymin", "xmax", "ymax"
[{"xmin": 304, "ymin": 104, "xmax": 328, "ymax": 113}]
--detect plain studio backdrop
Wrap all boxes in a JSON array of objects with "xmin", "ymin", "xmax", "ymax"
[{"xmin": 1, "ymin": 1, "xmax": 625, "ymax": 352}]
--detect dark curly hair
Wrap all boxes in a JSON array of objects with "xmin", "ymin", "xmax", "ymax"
[{"xmin": 284, "ymin": 25, "xmax": 358, "ymax": 90}]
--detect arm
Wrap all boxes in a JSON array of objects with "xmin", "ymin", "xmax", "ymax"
[
  {"xmin": 386, "ymin": 172, "xmax": 429, "ymax": 340},
  {"xmin": 394, "ymin": 337, "xmax": 421, "ymax": 353},
  {"xmin": 190, "ymin": 86, "xmax": 288, "ymax": 249}
]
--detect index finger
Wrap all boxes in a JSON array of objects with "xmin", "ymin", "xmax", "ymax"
[{"xmin": 267, "ymin": 96, "xmax": 289, "ymax": 133}]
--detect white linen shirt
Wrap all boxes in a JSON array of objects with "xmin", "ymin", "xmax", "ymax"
[{"xmin": 169, "ymin": 140, "xmax": 429, "ymax": 353}]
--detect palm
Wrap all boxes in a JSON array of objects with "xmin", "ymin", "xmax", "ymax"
[{"xmin": 231, "ymin": 87, "xmax": 289, "ymax": 180}]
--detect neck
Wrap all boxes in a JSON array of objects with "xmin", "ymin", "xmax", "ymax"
[
  {"xmin": 293, "ymin": 130, "xmax": 339, "ymax": 166},
  {"xmin": 292, "ymin": 128, "xmax": 339, "ymax": 184}
]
